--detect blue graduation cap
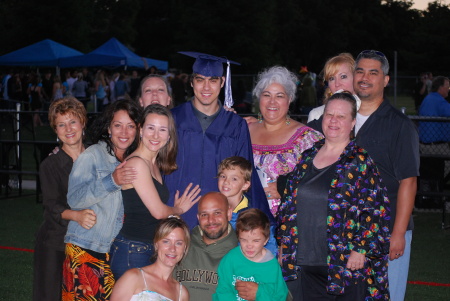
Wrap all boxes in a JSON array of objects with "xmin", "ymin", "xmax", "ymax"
[{"xmin": 179, "ymin": 51, "xmax": 240, "ymax": 107}]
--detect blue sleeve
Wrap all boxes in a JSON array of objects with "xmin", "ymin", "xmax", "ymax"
[
  {"xmin": 236, "ymin": 121, "xmax": 274, "ymax": 225},
  {"xmin": 438, "ymin": 99, "xmax": 450, "ymax": 116},
  {"xmin": 265, "ymin": 225, "xmax": 278, "ymax": 256}
]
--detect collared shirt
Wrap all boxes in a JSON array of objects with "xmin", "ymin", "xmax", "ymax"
[{"xmin": 192, "ymin": 100, "xmax": 221, "ymax": 132}]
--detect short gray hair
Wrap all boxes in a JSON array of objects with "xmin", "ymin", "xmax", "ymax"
[
  {"xmin": 253, "ymin": 66, "xmax": 298, "ymax": 103},
  {"xmin": 355, "ymin": 50, "xmax": 389, "ymax": 75}
]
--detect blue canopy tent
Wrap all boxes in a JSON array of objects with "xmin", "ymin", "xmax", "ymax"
[
  {"xmin": 0, "ymin": 39, "xmax": 83, "ymax": 67},
  {"xmin": 60, "ymin": 38, "xmax": 168, "ymax": 71}
]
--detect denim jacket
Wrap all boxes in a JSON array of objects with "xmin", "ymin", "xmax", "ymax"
[{"xmin": 64, "ymin": 141, "xmax": 123, "ymax": 253}]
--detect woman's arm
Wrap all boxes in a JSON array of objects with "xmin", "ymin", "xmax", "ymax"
[
  {"xmin": 61, "ymin": 209, "xmax": 96, "ymax": 229},
  {"xmin": 110, "ymin": 268, "xmax": 140, "ymax": 301},
  {"xmin": 39, "ymin": 158, "xmax": 71, "ymax": 225},
  {"xmin": 180, "ymin": 285, "xmax": 189, "ymax": 301},
  {"xmin": 131, "ymin": 158, "xmax": 200, "ymax": 219},
  {"xmin": 67, "ymin": 148, "xmax": 121, "ymax": 209}
]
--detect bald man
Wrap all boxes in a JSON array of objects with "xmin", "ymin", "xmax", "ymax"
[{"xmin": 175, "ymin": 192, "xmax": 238, "ymax": 300}]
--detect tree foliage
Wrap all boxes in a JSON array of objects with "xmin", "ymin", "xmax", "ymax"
[{"xmin": 0, "ymin": 0, "xmax": 448, "ymax": 74}]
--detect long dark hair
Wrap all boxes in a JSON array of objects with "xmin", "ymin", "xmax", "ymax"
[
  {"xmin": 89, "ymin": 100, "xmax": 142, "ymax": 160},
  {"xmin": 140, "ymin": 104, "xmax": 178, "ymax": 174}
]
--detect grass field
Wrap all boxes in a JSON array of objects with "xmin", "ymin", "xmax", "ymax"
[{"xmin": 0, "ymin": 193, "xmax": 449, "ymax": 300}]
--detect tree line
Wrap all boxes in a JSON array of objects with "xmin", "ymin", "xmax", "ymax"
[{"xmin": 0, "ymin": 0, "xmax": 449, "ymax": 75}]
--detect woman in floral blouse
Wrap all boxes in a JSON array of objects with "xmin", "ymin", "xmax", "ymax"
[
  {"xmin": 248, "ymin": 66, "xmax": 323, "ymax": 217},
  {"xmin": 277, "ymin": 92, "xmax": 391, "ymax": 300}
]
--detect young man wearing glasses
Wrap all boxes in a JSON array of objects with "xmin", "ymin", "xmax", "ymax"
[{"xmin": 353, "ymin": 50, "xmax": 419, "ymax": 301}]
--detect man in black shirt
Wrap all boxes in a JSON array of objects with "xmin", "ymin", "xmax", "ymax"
[{"xmin": 352, "ymin": 50, "xmax": 419, "ymax": 301}]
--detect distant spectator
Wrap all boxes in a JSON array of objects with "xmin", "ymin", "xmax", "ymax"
[
  {"xmin": 418, "ymin": 76, "xmax": 450, "ymax": 143},
  {"xmin": 51, "ymin": 75, "xmax": 64, "ymax": 102},
  {"xmin": 94, "ymin": 70, "xmax": 108, "ymax": 112},
  {"xmin": 413, "ymin": 72, "xmax": 429, "ymax": 113},
  {"xmin": 11, "ymin": 73, "xmax": 23, "ymax": 101},
  {"xmin": 298, "ymin": 75, "xmax": 317, "ymax": 114},
  {"xmin": 27, "ymin": 73, "xmax": 43, "ymax": 127},
  {"xmin": 170, "ymin": 70, "xmax": 186, "ymax": 107},
  {"xmin": 108, "ymin": 72, "xmax": 120, "ymax": 104},
  {"xmin": 114, "ymin": 73, "xmax": 129, "ymax": 101},
  {"xmin": 41, "ymin": 70, "xmax": 53, "ymax": 102},
  {"xmin": 2, "ymin": 70, "xmax": 13, "ymax": 107},
  {"xmin": 128, "ymin": 70, "xmax": 141, "ymax": 100},
  {"xmin": 66, "ymin": 70, "xmax": 77, "ymax": 95},
  {"xmin": 72, "ymin": 73, "xmax": 89, "ymax": 108}
]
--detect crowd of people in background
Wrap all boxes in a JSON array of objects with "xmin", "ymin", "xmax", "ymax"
[
  {"xmin": 0, "ymin": 67, "xmax": 193, "ymax": 125},
  {"xmin": 1, "ymin": 63, "xmax": 446, "ymax": 124}
]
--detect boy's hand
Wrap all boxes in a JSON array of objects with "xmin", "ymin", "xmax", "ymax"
[{"xmin": 235, "ymin": 280, "xmax": 258, "ymax": 301}]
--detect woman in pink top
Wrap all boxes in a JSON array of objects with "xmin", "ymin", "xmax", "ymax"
[{"xmin": 248, "ymin": 66, "xmax": 323, "ymax": 216}]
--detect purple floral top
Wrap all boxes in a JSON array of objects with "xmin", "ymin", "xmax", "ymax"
[{"xmin": 252, "ymin": 126, "xmax": 323, "ymax": 215}]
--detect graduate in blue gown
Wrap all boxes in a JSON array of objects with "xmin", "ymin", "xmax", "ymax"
[{"xmin": 165, "ymin": 52, "xmax": 271, "ymax": 229}]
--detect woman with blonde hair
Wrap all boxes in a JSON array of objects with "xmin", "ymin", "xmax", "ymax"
[
  {"xmin": 111, "ymin": 216, "xmax": 190, "ymax": 301},
  {"xmin": 308, "ymin": 53, "xmax": 360, "ymax": 122}
]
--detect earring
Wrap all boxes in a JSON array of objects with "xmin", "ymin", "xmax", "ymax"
[
  {"xmin": 109, "ymin": 134, "xmax": 111, "ymax": 138},
  {"xmin": 56, "ymin": 137, "xmax": 59, "ymax": 142},
  {"xmin": 286, "ymin": 114, "xmax": 291, "ymax": 125},
  {"xmin": 82, "ymin": 130, "xmax": 85, "ymax": 136},
  {"xmin": 257, "ymin": 112, "xmax": 263, "ymax": 123}
]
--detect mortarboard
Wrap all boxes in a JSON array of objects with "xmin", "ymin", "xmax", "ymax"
[{"xmin": 178, "ymin": 51, "xmax": 240, "ymax": 107}]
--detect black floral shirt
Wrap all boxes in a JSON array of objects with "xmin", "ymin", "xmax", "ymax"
[{"xmin": 276, "ymin": 139, "xmax": 391, "ymax": 299}]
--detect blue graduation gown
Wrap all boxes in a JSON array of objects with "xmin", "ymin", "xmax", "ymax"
[{"xmin": 165, "ymin": 101, "xmax": 271, "ymax": 228}]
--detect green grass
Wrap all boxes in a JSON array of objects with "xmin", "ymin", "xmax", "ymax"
[
  {"xmin": 0, "ymin": 194, "xmax": 449, "ymax": 300},
  {"xmin": 0, "ymin": 194, "xmax": 42, "ymax": 301},
  {"xmin": 406, "ymin": 211, "xmax": 450, "ymax": 300}
]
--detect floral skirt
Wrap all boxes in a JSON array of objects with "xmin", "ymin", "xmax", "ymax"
[{"xmin": 62, "ymin": 243, "xmax": 115, "ymax": 301}]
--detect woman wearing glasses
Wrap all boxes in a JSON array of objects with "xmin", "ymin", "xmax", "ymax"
[{"xmin": 277, "ymin": 92, "xmax": 391, "ymax": 300}]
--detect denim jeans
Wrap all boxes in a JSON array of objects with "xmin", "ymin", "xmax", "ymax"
[
  {"xmin": 109, "ymin": 234, "xmax": 154, "ymax": 280},
  {"xmin": 388, "ymin": 230, "xmax": 412, "ymax": 301}
]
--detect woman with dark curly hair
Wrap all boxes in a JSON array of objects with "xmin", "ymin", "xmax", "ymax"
[{"xmin": 63, "ymin": 100, "xmax": 141, "ymax": 301}]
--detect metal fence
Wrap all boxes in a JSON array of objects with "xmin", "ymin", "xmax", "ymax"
[{"xmin": 1, "ymin": 99, "xmax": 449, "ymax": 211}]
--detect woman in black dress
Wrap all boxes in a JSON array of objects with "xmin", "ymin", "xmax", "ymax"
[{"xmin": 33, "ymin": 96, "xmax": 94, "ymax": 301}]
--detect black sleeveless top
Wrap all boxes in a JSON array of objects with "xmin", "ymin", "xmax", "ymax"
[{"xmin": 120, "ymin": 177, "xmax": 169, "ymax": 243}]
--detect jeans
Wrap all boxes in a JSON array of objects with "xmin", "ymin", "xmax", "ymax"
[
  {"xmin": 109, "ymin": 234, "xmax": 154, "ymax": 280},
  {"xmin": 388, "ymin": 230, "xmax": 412, "ymax": 301}
]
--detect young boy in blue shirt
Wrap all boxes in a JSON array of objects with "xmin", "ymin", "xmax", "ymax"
[{"xmin": 217, "ymin": 156, "xmax": 277, "ymax": 255}]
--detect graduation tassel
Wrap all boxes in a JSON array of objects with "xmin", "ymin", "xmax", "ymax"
[{"xmin": 224, "ymin": 60, "xmax": 234, "ymax": 108}]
